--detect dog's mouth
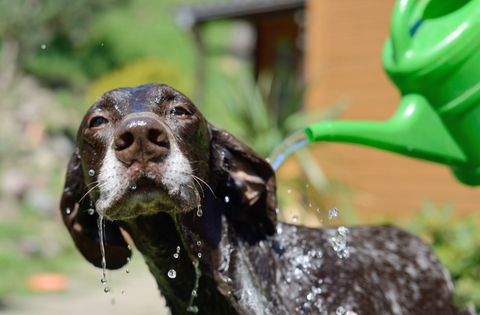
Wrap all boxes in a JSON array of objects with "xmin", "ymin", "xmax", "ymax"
[{"xmin": 130, "ymin": 177, "xmax": 159, "ymax": 194}]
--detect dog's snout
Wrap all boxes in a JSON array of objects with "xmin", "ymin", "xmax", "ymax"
[{"xmin": 114, "ymin": 116, "xmax": 169, "ymax": 165}]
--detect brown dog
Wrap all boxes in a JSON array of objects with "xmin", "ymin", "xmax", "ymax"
[{"xmin": 60, "ymin": 84, "xmax": 474, "ymax": 315}]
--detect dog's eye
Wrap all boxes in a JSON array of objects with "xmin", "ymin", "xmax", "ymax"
[
  {"xmin": 89, "ymin": 117, "xmax": 108, "ymax": 128},
  {"xmin": 170, "ymin": 107, "xmax": 190, "ymax": 117}
]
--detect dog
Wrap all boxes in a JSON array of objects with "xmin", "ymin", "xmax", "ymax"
[{"xmin": 60, "ymin": 84, "xmax": 474, "ymax": 315}]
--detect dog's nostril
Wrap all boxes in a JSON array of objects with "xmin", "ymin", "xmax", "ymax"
[
  {"xmin": 115, "ymin": 132, "xmax": 134, "ymax": 150},
  {"xmin": 148, "ymin": 129, "xmax": 169, "ymax": 147}
]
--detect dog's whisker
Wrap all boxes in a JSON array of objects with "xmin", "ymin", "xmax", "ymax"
[
  {"xmin": 190, "ymin": 175, "xmax": 205, "ymax": 198},
  {"xmin": 190, "ymin": 175, "xmax": 216, "ymax": 199},
  {"xmin": 79, "ymin": 182, "xmax": 101, "ymax": 203}
]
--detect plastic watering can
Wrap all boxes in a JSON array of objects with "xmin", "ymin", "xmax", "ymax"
[{"xmin": 303, "ymin": 0, "xmax": 480, "ymax": 186}]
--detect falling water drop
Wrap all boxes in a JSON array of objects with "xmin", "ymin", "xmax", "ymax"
[
  {"xmin": 292, "ymin": 215, "xmax": 298, "ymax": 222},
  {"xmin": 122, "ymin": 291, "xmax": 126, "ymax": 295},
  {"xmin": 196, "ymin": 241, "xmax": 201, "ymax": 246},
  {"xmin": 197, "ymin": 253, "xmax": 202, "ymax": 258},
  {"xmin": 196, "ymin": 206, "xmax": 203, "ymax": 217},
  {"xmin": 127, "ymin": 245, "xmax": 132, "ymax": 251},
  {"xmin": 191, "ymin": 290, "xmax": 197, "ymax": 297},
  {"xmin": 101, "ymin": 278, "xmax": 107, "ymax": 284},
  {"xmin": 41, "ymin": 44, "xmax": 46, "ymax": 49},
  {"xmin": 173, "ymin": 253, "xmax": 179, "ymax": 258},
  {"xmin": 336, "ymin": 306, "xmax": 346, "ymax": 315},
  {"xmin": 104, "ymin": 287, "xmax": 110, "ymax": 293},
  {"xmin": 88, "ymin": 169, "xmax": 95, "ymax": 176},
  {"xmin": 328, "ymin": 207, "xmax": 339, "ymax": 219},
  {"xmin": 308, "ymin": 203, "xmax": 312, "ymax": 207},
  {"xmin": 126, "ymin": 269, "xmax": 130, "ymax": 274},
  {"xmin": 168, "ymin": 269, "xmax": 177, "ymax": 279},
  {"xmin": 287, "ymin": 189, "xmax": 292, "ymax": 193},
  {"xmin": 126, "ymin": 257, "xmax": 131, "ymax": 264},
  {"xmin": 176, "ymin": 246, "xmax": 181, "ymax": 253},
  {"xmin": 316, "ymin": 208, "xmax": 320, "ymax": 213},
  {"xmin": 88, "ymin": 208, "xmax": 95, "ymax": 215},
  {"xmin": 130, "ymin": 184, "xmax": 137, "ymax": 190},
  {"xmin": 224, "ymin": 196, "xmax": 230, "ymax": 203},
  {"xmin": 66, "ymin": 208, "xmax": 71, "ymax": 214}
]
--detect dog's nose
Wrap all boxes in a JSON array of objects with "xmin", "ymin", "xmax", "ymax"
[{"xmin": 114, "ymin": 116, "xmax": 169, "ymax": 165}]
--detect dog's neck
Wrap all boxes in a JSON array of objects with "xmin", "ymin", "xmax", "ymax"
[{"xmin": 117, "ymin": 193, "xmax": 241, "ymax": 314}]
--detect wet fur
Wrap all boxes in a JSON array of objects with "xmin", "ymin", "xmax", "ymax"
[{"xmin": 60, "ymin": 84, "xmax": 474, "ymax": 315}]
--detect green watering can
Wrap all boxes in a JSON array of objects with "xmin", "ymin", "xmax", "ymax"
[{"xmin": 301, "ymin": 0, "xmax": 480, "ymax": 186}]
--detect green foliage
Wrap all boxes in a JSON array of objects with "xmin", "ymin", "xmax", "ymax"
[{"xmin": 407, "ymin": 201, "xmax": 480, "ymax": 311}]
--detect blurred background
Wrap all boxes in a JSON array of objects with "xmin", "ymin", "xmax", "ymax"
[{"xmin": 0, "ymin": 0, "xmax": 479, "ymax": 313}]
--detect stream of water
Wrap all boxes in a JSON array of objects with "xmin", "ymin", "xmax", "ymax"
[{"xmin": 268, "ymin": 130, "xmax": 309, "ymax": 171}]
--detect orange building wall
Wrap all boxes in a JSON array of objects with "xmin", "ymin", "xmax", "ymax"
[{"xmin": 303, "ymin": 0, "xmax": 480, "ymax": 223}]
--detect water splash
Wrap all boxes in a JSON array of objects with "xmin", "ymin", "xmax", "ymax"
[{"xmin": 268, "ymin": 130, "xmax": 309, "ymax": 170}]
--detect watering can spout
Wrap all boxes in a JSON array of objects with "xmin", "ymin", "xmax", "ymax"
[{"xmin": 305, "ymin": 94, "xmax": 467, "ymax": 167}]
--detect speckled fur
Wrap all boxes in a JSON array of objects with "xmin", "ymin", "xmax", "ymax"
[{"xmin": 60, "ymin": 84, "xmax": 475, "ymax": 315}]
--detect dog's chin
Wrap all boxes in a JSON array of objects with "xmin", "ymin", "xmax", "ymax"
[{"xmin": 96, "ymin": 183, "xmax": 201, "ymax": 221}]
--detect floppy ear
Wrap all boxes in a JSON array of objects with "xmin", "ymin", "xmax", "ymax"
[
  {"xmin": 209, "ymin": 126, "xmax": 277, "ymax": 237},
  {"xmin": 60, "ymin": 151, "xmax": 131, "ymax": 269}
]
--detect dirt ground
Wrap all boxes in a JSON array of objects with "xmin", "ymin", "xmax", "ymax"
[{"xmin": 0, "ymin": 250, "xmax": 170, "ymax": 315}]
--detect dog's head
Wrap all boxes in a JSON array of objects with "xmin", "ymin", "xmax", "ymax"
[{"xmin": 60, "ymin": 84, "xmax": 277, "ymax": 269}]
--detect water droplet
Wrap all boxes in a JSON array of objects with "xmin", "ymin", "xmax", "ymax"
[
  {"xmin": 287, "ymin": 189, "xmax": 292, "ymax": 193},
  {"xmin": 130, "ymin": 184, "xmax": 137, "ymax": 190},
  {"xmin": 101, "ymin": 278, "xmax": 107, "ymax": 284},
  {"xmin": 173, "ymin": 253, "xmax": 179, "ymax": 259},
  {"xmin": 65, "ymin": 207, "xmax": 71, "ymax": 214},
  {"xmin": 307, "ymin": 292, "xmax": 314, "ymax": 300},
  {"xmin": 196, "ymin": 241, "xmax": 201, "ymax": 246},
  {"xmin": 196, "ymin": 206, "xmax": 203, "ymax": 217},
  {"xmin": 41, "ymin": 44, "xmax": 46, "ymax": 49},
  {"xmin": 127, "ymin": 245, "xmax": 132, "ymax": 250},
  {"xmin": 227, "ymin": 291, "xmax": 232, "ymax": 295},
  {"xmin": 336, "ymin": 306, "xmax": 346, "ymax": 315},
  {"xmin": 318, "ymin": 279, "xmax": 323, "ymax": 284},
  {"xmin": 191, "ymin": 290, "xmax": 197, "ymax": 297},
  {"xmin": 332, "ymin": 226, "xmax": 350, "ymax": 258},
  {"xmin": 101, "ymin": 43, "xmax": 104, "ymax": 46},
  {"xmin": 197, "ymin": 253, "xmax": 202, "ymax": 258},
  {"xmin": 88, "ymin": 208, "xmax": 95, "ymax": 215},
  {"xmin": 224, "ymin": 196, "xmax": 230, "ymax": 203},
  {"xmin": 316, "ymin": 208, "xmax": 320, "ymax": 213},
  {"xmin": 292, "ymin": 215, "xmax": 298, "ymax": 222},
  {"xmin": 186, "ymin": 305, "xmax": 199, "ymax": 313},
  {"xmin": 104, "ymin": 287, "xmax": 110, "ymax": 293},
  {"xmin": 126, "ymin": 269, "xmax": 130, "ymax": 274},
  {"xmin": 122, "ymin": 291, "xmax": 126, "ymax": 295},
  {"xmin": 167, "ymin": 269, "xmax": 177, "ymax": 279},
  {"xmin": 88, "ymin": 169, "xmax": 95, "ymax": 176},
  {"xmin": 328, "ymin": 207, "xmax": 339, "ymax": 219},
  {"xmin": 286, "ymin": 277, "xmax": 292, "ymax": 283},
  {"xmin": 275, "ymin": 207, "xmax": 280, "ymax": 214},
  {"xmin": 306, "ymin": 184, "xmax": 309, "ymax": 188},
  {"xmin": 308, "ymin": 203, "xmax": 312, "ymax": 207},
  {"xmin": 126, "ymin": 257, "xmax": 131, "ymax": 263},
  {"xmin": 177, "ymin": 246, "xmax": 181, "ymax": 253}
]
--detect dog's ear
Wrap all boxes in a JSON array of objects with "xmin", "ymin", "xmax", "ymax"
[
  {"xmin": 209, "ymin": 126, "xmax": 277, "ymax": 236},
  {"xmin": 60, "ymin": 151, "xmax": 131, "ymax": 269}
]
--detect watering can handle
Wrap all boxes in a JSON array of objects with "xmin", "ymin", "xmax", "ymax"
[{"xmin": 390, "ymin": 0, "xmax": 416, "ymax": 60}]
